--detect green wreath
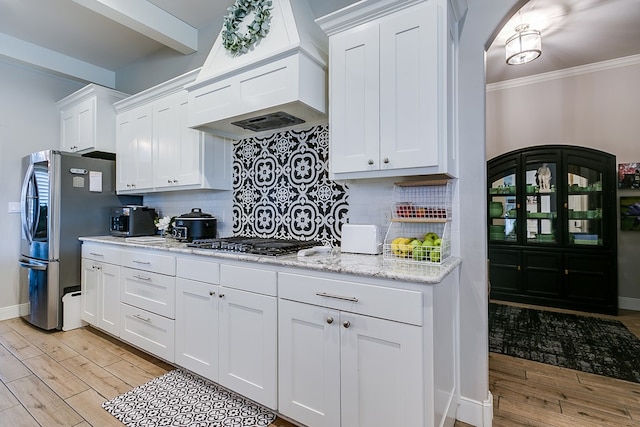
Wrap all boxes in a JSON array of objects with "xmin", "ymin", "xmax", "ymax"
[{"xmin": 222, "ymin": 0, "xmax": 273, "ymax": 56}]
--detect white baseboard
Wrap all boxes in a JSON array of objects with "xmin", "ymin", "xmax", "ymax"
[
  {"xmin": 619, "ymin": 297, "xmax": 640, "ymax": 311},
  {"xmin": 0, "ymin": 304, "xmax": 22, "ymax": 321},
  {"xmin": 457, "ymin": 392, "xmax": 493, "ymax": 427}
]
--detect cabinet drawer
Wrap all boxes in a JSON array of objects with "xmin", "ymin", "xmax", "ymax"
[
  {"xmin": 120, "ymin": 303, "xmax": 175, "ymax": 362},
  {"xmin": 121, "ymin": 267, "xmax": 176, "ymax": 318},
  {"xmin": 82, "ymin": 243, "xmax": 120, "ymax": 264},
  {"xmin": 176, "ymin": 256, "xmax": 220, "ymax": 284},
  {"xmin": 220, "ymin": 264, "xmax": 277, "ymax": 296},
  {"xmin": 278, "ymin": 273, "xmax": 422, "ymax": 326},
  {"xmin": 121, "ymin": 249, "xmax": 176, "ymax": 276}
]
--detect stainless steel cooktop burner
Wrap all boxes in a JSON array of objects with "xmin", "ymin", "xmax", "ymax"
[{"xmin": 187, "ymin": 237, "xmax": 321, "ymax": 256}]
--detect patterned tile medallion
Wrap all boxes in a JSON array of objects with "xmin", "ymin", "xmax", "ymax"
[{"xmin": 233, "ymin": 125, "xmax": 349, "ymax": 246}]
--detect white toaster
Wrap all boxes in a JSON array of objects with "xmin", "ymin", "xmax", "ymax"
[{"xmin": 340, "ymin": 224, "xmax": 383, "ymax": 255}]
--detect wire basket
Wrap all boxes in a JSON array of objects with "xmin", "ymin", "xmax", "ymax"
[
  {"xmin": 392, "ymin": 180, "xmax": 453, "ymax": 221},
  {"xmin": 383, "ymin": 222, "xmax": 451, "ymax": 266}
]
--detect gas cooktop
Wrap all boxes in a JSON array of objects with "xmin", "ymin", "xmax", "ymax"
[{"xmin": 186, "ymin": 237, "xmax": 322, "ymax": 256}]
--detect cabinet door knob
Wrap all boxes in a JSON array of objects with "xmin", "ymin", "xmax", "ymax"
[
  {"xmin": 368, "ymin": 159, "xmax": 374, "ymax": 165},
  {"xmin": 209, "ymin": 291, "xmax": 215, "ymax": 296},
  {"xmin": 167, "ymin": 180, "xmax": 172, "ymax": 184},
  {"xmin": 343, "ymin": 320, "xmax": 351, "ymax": 329},
  {"xmin": 219, "ymin": 294, "xmax": 225, "ymax": 298},
  {"xmin": 383, "ymin": 157, "xmax": 389, "ymax": 164},
  {"xmin": 326, "ymin": 317, "xmax": 334, "ymax": 324},
  {"xmin": 173, "ymin": 180, "xmax": 178, "ymax": 183}
]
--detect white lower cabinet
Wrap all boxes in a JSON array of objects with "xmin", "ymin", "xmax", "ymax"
[
  {"xmin": 278, "ymin": 272, "xmax": 426, "ymax": 427},
  {"xmin": 175, "ymin": 256, "xmax": 221, "ymax": 381},
  {"xmin": 81, "ymin": 244, "xmax": 121, "ymax": 336},
  {"xmin": 219, "ymin": 264, "xmax": 278, "ymax": 410}
]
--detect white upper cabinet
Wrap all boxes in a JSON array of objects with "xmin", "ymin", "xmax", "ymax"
[
  {"xmin": 318, "ymin": 0, "xmax": 459, "ymax": 179},
  {"xmin": 57, "ymin": 84, "xmax": 128, "ymax": 154},
  {"xmin": 115, "ymin": 69, "xmax": 233, "ymax": 194}
]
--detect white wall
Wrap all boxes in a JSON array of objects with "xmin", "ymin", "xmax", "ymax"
[
  {"xmin": 486, "ymin": 59, "xmax": 640, "ymax": 305},
  {"xmin": 0, "ymin": 59, "xmax": 84, "ymax": 319}
]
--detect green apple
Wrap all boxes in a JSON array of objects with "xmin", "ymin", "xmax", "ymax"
[
  {"xmin": 412, "ymin": 245, "xmax": 427, "ymax": 261},
  {"xmin": 433, "ymin": 238, "xmax": 442, "ymax": 246},
  {"xmin": 429, "ymin": 248, "xmax": 441, "ymax": 262},
  {"xmin": 423, "ymin": 232, "xmax": 439, "ymax": 242}
]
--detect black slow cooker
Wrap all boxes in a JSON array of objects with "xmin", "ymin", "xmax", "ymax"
[{"xmin": 172, "ymin": 208, "xmax": 217, "ymax": 242}]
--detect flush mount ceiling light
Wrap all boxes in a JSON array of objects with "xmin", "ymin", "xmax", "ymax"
[{"xmin": 505, "ymin": 23, "xmax": 542, "ymax": 65}]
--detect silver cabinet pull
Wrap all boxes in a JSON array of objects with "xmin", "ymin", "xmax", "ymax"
[
  {"xmin": 367, "ymin": 159, "xmax": 374, "ymax": 165},
  {"xmin": 383, "ymin": 157, "xmax": 389, "ymax": 164},
  {"xmin": 133, "ymin": 314, "xmax": 151, "ymax": 322},
  {"xmin": 326, "ymin": 317, "xmax": 334, "ymax": 324},
  {"xmin": 209, "ymin": 291, "xmax": 216, "ymax": 296},
  {"xmin": 132, "ymin": 260, "xmax": 151, "ymax": 265},
  {"xmin": 315, "ymin": 292, "xmax": 358, "ymax": 303},
  {"xmin": 89, "ymin": 252, "xmax": 104, "ymax": 257},
  {"xmin": 343, "ymin": 321, "xmax": 351, "ymax": 329},
  {"xmin": 219, "ymin": 294, "xmax": 225, "ymax": 298},
  {"xmin": 134, "ymin": 274, "xmax": 151, "ymax": 281}
]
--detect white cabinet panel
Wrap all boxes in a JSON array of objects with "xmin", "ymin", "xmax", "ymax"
[
  {"xmin": 120, "ymin": 267, "xmax": 176, "ymax": 319},
  {"xmin": 340, "ymin": 312, "xmax": 424, "ymax": 427},
  {"xmin": 81, "ymin": 259, "xmax": 99, "ymax": 325},
  {"xmin": 219, "ymin": 286, "xmax": 277, "ymax": 409},
  {"xmin": 120, "ymin": 303, "xmax": 175, "ymax": 362},
  {"xmin": 278, "ymin": 300, "xmax": 341, "ymax": 427},
  {"xmin": 116, "ymin": 105, "xmax": 154, "ymax": 192},
  {"xmin": 120, "ymin": 249, "xmax": 176, "ymax": 276},
  {"xmin": 220, "ymin": 264, "xmax": 277, "ymax": 296},
  {"xmin": 175, "ymin": 278, "xmax": 219, "ymax": 381},
  {"xmin": 98, "ymin": 262, "xmax": 121, "ymax": 336}
]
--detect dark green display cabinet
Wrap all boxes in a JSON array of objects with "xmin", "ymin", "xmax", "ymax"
[{"xmin": 487, "ymin": 145, "xmax": 617, "ymax": 314}]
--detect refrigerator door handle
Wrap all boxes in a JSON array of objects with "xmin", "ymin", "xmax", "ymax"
[
  {"xmin": 20, "ymin": 162, "xmax": 38, "ymax": 243},
  {"xmin": 18, "ymin": 257, "xmax": 48, "ymax": 271}
]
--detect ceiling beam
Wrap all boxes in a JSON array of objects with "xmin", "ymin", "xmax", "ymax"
[
  {"xmin": 0, "ymin": 32, "xmax": 115, "ymax": 88},
  {"xmin": 72, "ymin": 0, "xmax": 198, "ymax": 54}
]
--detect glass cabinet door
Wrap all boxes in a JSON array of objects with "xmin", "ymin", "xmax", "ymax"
[
  {"xmin": 488, "ymin": 165, "xmax": 517, "ymax": 243},
  {"xmin": 566, "ymin": 162, "xmax": 603, "ymax": 247},
  {"xmin": 524, "ymin": 159, "xmax": 558, "ymax": 244}
]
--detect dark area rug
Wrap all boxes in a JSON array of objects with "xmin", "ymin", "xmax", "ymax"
[
  {"xmin": 489, "ymin": 303, "xmax": 640, "ymax": 383},
  {"xmin": 102, "ymin": 368, "xmax": 276, "ymax": 427}
]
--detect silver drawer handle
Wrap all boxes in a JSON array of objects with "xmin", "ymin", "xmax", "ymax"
[
  {"xmin": 132, "ymin": 260, "xmax": 151, "ymax": 265},
  {"xmin": 134, "ymin": 274, "xmax": 151, "ymax": 281},
  {"xmin": 89, "ymin": 252, "xmax": 104, "ymax": 257},
  {"xmin": 133, "ymin": 314, "xmax": 151, "ymax": 322},
  {"xmin": 315, "ymin": 292, "xmax": 359, "ymax": 303}
]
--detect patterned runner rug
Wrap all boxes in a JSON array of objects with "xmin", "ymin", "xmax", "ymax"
[
  {"xmin": 489, "ymin": 303, "xmax": 640, "ymax": 383},
  {"xmin": 102, "ymin": 368, "xmax": 277, "ymax": 426}
]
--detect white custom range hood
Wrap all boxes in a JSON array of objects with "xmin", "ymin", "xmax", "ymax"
[{"xmin": 185, "ymin": 0, "xmax": 328, "ymax": 139}]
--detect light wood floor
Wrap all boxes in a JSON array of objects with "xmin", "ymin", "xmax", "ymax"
[
  {"xmin": 2, "ymin": 305, "xmax": 640, "ymax": 427},
  {"xmin": 455, "ymin": 302, "xmax": 640, "ymax": 427},
  {"xmin": 0, "ymin": 318, "xmax": 295, "ymax": 427}
]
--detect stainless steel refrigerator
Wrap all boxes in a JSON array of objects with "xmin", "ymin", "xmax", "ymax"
[{"xmin": 19, "ymin": 150, "xmax": 140, "ymax": 330}]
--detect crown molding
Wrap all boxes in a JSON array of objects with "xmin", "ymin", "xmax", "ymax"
[{"xmin": 486, "ymin": 54, "xmax": 640, "ymax": 92}]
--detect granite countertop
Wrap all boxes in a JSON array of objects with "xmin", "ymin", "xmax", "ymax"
[{"xmin": 80, "ymin": 236, "xmax": 461, "ymax": 285}]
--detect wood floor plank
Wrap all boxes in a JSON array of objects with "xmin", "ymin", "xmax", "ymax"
[
  {"xmin": 0, "ymin": 344, "xmax": 32, "ymax": 383},
  {"xmin": 560, "ymin": 400, "xmax": 634, "ymax": 426},
  {"xmin": 0, "ymin": 404, "xmax": 40, "ymax": 427},
  {"xmin": 0, "ymin": 330, "xmax": 44, "ymax": 360},
  {"xmin": 0, "ymin": 381, "xmax": 20, "ymax": 411},
  {"xmin": 21, "ymin": 330, "xmax": 79, "ymax": 362},
  {"xmin": 55, "ymin": 329, "xmax": 122, "ymax": 367},
  {"xmin": 3, "ymin": 318, "xmax": 40, "ymax": 336},
  {"xmin": 104, "ymin": 359, "xmax": 158, "ymax": 388},
  {"xmin": 60, "ymin": 354, "xmax": 138, "ymax": 400},
  {"xmin": 66, "ymin": 388, "xmax": 126, "ymax": 427},
  {"xmin": 6, "ymin": 374, "xmax": 83, "ymax": 426},
  {"xmin": 22, "ymin": 354, "xmax": 90, "ymax": 399}
]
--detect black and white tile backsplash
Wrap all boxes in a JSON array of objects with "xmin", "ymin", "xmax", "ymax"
[{"xmin": 232, "ymin": 125, "xmax": 349, "ymax": 246}]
